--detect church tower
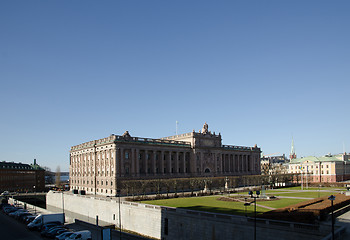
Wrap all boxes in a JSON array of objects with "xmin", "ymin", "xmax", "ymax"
[{"xmin": 290, "ymin": 137, "xmax": 296, "ymax": 160}]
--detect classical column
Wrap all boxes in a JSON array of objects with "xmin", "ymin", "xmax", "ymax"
[
  {"xmin": 220, "ymin": 154, "xmax": 223, "ymax": 173},
  {"xmin": 190, "ymin": 151, "xmax": 196, "ymax": 174},
  {"xmin": 120, "ymin": 148, "xmax": 124, "ymax": 177},
  {"xmin": 214, "ymin": 153, "xmax": 218, "ymax": 174},
  {"xmin": 247, "ymin": 155, "xmax": 251, "ymax": 172},
  {"xmin": 175, "ymin": 152, "xmax": 179, "ymax": 174},
  {"xmin": 136, "ymin": 149, "xmax": 140, "ymax": 177},
  {"xmin": 160, "ymin": 151, "xmax": 165, "ymax": 174},
  {"xmin": 183, "ymin": 152, "xmax": 186, "ymax": 174},
  {"xmin": 144, "ymin": 150, "xmax": 148, "ymax": 176},
  {"xmin": 130, "ymin": 148, "xmax": 135, "ymax": 176},
  {"xmin": 240, "ymin": 155, "xmax": 243, "ymax": 172},
  {"xmin": 168, "ymin": 152, "xmax": 172, "ymax": 174},
  {"xmin": 153, "ymin": 151, "xmax": 157, "ymax": 175}
]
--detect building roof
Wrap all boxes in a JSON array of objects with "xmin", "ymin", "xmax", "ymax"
[
  {"xmin": 290, "ymin": 154, "xmax": 349, "ymax": 164},
  {"xmin": 0, "ymin": 161, "xmax": 44, "ymax": 170}
]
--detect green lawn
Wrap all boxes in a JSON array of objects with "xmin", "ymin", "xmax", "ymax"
[
  {"xmin": 268, "ymin": 186, "xmax": 344, "ymax": 191},
  {"xmin": 270, "ymin": 191, "xmax": 337, "ymax": 199},
  {"xmin": 139, "ymin": 186, "xmax": 345, "ymax": 216},
  {"xmin": 141, "ymin": 196, "xmax": 269, "ymax": 216},
  {"xmin": 258, "ymin": 198, "xmax": 306, "ymax": 209}
]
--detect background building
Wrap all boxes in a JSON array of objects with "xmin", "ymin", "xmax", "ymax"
[
  {"xmin": 288, "ymin": 153, "xmax": 350, "ymax": 183},
  {"xmin": 261, "ymin": 154, "xmax": 288, "ymax": 175},
  {"xmin": 70, "ymin": 123, "xmax": 261, "ymax": 195},
  {"xmin": 0, "ymin": 159, "xmax": 45, "ymax": 192}
]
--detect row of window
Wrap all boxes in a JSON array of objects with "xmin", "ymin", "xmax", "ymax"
[
  {"xmin": 72, "ymin": 186, "xmax": 113, "ymax": 194},
  {"xmin": 290, "ymin": 170, "xmax": 330, "ymax": 175},
  {"xmin": 71, "ymin": 179, "xmax": 113, "ymax": 186},
  {"xmin": 290, "ymin": 164, "xmax": 330, "ymax": 170}
]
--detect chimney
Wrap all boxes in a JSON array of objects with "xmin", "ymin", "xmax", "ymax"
[{"xmin": 34, "ymin": 159, "xmax": 37, "ymax": 165}]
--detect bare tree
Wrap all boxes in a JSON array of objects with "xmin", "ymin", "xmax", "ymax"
[{"xmin": 55, "ymin": 166, "xmax": 61, "ymax": 189}]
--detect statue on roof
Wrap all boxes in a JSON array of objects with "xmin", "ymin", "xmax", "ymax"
[
  {"xmin": 202, "ymin": 122, "xmax": 209, "ymax": 134},
  {"xmin": 122, "ymin": 131, "xmax": 131, "ymax": 138}
]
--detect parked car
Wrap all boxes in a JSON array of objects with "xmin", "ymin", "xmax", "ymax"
[
  {"xmin": 24, "ymin": 215, "xmax": 37, "ymax": 224},
  {"xmin": 37, "ymin": 222, "xmax": 62, "ymax": 232},
  {"xmin": 16, "ymin": 211, "xmax": 31, "ymax": 220},
  {"xmin": 55, "ymin": 231, "xmax": 74, "ymax": 240},
  {"xmin": 1, "ymin": 191, "xmax": 9, "ymax": 196},
  {"xmin": 9, "ymin": 209, "xmax": 27, "ymax": 217},
  {"xmin": 3, "ymin": 206, "xmax": 18, "ymax": 214},
  {"xmin": 65, "ymin": 230, "xmax": 92, "ymax": 240},
  {"xmin": 1, "ymin": 205, "xmax": 12, "ymax": 212},
  {"xmin": 41, "ymin": 226, "xmax": 66, "ymax": 237},
  {"xmin": 45, "ymin": 228, "xmax": 69, "ymax": 238}
]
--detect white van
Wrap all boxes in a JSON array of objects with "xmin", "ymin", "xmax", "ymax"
[{"xmin": 66, "ymin": 230, "xmax": 92, "ymax": 240}]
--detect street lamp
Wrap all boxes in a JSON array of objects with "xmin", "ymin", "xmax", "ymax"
[
  {"xmin": 328, "ymin": 195, "xmax": 336, "ymax": 240},
  {"xmin": 116, "ymin": 189, "xmax": 122, "ymax": 240},
  {"xmin": 244, "ymin": 197, "xmax": 249, "ymax": 217},
  {"xmin": 249, "ymin": 190, "xmax": 260, "ymax": 240},
  {"xmin": 33, "ymin": 185, "xmax": 36, "ymax": 215},
  {"xmin": 62, "ymin": 191, "xmax": 65, "ymax": 215}
]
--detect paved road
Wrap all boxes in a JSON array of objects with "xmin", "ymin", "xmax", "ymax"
[{"xmin": 0, "ymin": 211, "xmax": 42, "ymax": 240}]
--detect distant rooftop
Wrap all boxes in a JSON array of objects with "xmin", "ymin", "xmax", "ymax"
[
  {"xmin": 0, "ymin": 160, "xmax": 44, "ymax": 171},
  {"xmin": 290, "ymin": 153, "xmax": 350, "ymax": 164}
]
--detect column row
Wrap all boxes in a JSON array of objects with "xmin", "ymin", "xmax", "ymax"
[{"xmin": 117, "ymin": 148, "xmax": 191, "ymax": 177}]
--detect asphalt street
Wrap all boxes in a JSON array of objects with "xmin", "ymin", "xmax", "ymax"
[{"xmin": 0, "ymin": 211, "xmax": 42, "ymax": 240}]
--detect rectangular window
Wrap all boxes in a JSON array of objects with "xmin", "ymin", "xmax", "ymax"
[{"xmin": 125, "ymin": 152, "xmax": 129, "ymax": 159}]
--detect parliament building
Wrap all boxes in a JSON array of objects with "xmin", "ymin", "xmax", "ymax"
[{"xmin": 70, "ymin": 123, "xmax": 261, "ymax": 195}]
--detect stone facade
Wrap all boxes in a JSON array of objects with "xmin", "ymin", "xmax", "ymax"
[
  {"xmin": 70, "ymin": 123, "xmax": 261, "ymax": 196},
  {"xmin": 0, "ymin": 159, "xmax": 45, "ymax": 192}
]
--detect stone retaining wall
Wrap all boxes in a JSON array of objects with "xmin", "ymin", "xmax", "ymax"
[{"xmin": 46, "ymin": 191, "xmax": 334, "ymax": 240}]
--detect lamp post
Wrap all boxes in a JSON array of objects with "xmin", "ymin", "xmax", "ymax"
[
  {"xmin": 328, "ymin": 195, "xmax": 336, "ymax": 240},
  {"xmin": 249, "ymin": 190, "xmax": 260, "ymax": 240},
  {"xmin": 62, "ymin": 191, "xmax": 65, "ymax": 214},
  {"xmin": 117, "ymin": 189, "xmax": 121, "ymax": 240},
  {"xmin": 33, "ymin": 185, "xmax": 36, "ymax": 215},
  {"xmin": 244, "ymin": 198, "xmax": 249, "ymax": 217}
]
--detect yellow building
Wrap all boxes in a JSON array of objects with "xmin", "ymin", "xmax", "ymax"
[{"xmin": 288, "ymin": 153, "xmax": 350, "ymax": 183}]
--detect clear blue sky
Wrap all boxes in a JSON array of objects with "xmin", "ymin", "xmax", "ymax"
[{"xmin": 1, "ymin": 1, "xmax": 349, "ymax": 172}]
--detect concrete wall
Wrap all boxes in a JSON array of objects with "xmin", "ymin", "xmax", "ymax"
[
  {"xmin": 47, "ymin": 191, "xmax": 332, "ymax": 240},
  {"xmin": 47, "ymin": 191, "xmax": 162, "ymax": 239},
  {"xmin": 8, "ymin": 197, "xmax": 51, "ymax": 214}
]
